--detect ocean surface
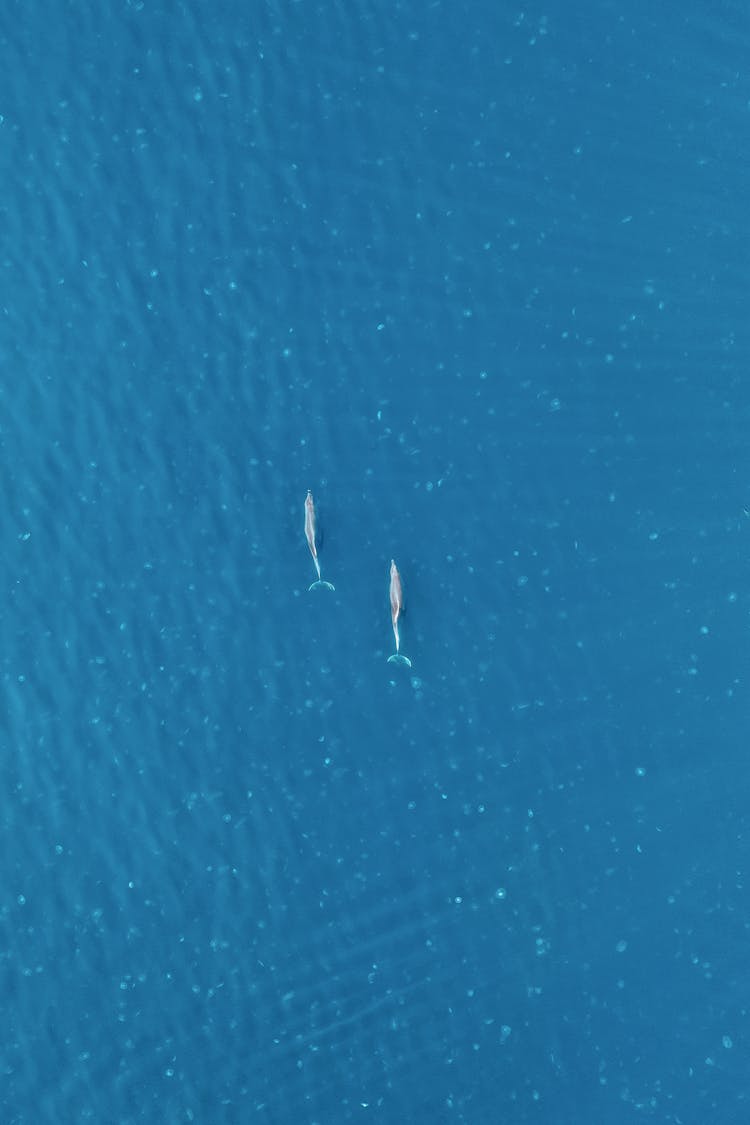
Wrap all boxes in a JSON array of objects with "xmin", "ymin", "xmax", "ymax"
[{"xmin": 1, "ymin": 2, "xmax": 749, "ymax": 1122}]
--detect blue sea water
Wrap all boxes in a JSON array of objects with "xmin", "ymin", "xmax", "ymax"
[{"xmin": 1, "ymin": 1, "xmax": 749, "ymax": 1122}]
